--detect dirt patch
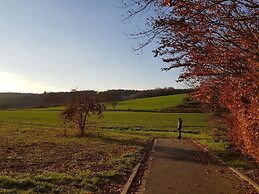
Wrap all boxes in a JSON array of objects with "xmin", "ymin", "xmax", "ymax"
[{"xmin": 0, "ymin": 141, "xmax": 136, "ymax": 174}]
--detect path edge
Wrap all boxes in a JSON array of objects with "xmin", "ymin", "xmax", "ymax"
[
  {"xmin": 120, "ymin": 138, "xmax": 155, "ymax": 194},
  {"xmin": 191, "ymin": 139, "xmax": 259, "ymax": 193}
]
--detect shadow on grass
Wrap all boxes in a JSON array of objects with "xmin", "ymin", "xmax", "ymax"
[{"xmin": 100, "ymin": 126, "xmax": 201, "ymax": 134}]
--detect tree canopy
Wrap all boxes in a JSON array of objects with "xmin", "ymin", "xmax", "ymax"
[{"xmin": 61, "ymin": 92, "xmax": 105, "ymax": 136}]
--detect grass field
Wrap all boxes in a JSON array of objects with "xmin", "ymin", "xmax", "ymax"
[
  {"xmin": 0, "ymin": 110, "xmax": 150, "ymax": 193},
  {"xmin": 106, "ymin": 94, "xmax": 188, "ymax": 111},
  {"xmin": 0, "ymin": 105, "xmax": 210, "ymax": 193},
  {"xmin": 2, "ymin": 94, "xmax": 255, "ymax": 193}
]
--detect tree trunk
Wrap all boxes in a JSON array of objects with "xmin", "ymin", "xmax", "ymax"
[{"xmin": 79, "ymin": 126, "xmax": 85, "ymax": 136}]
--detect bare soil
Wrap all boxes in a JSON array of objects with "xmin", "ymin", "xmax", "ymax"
[{"xmin": 0, "ymin": 141, "xmax": 136, "ymax": 174}]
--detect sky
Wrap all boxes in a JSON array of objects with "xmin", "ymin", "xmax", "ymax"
[{"xmin": 0, "ymin": 0, "xmax": 184, "ymax": 93}]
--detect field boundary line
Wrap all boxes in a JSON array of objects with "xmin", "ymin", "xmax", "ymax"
[
  {"xmin": 120, "ymin": 138, "xmax": 155, "ymax": 194},
  {"xmin": 191, "ymin": 139, "xmax": 259, "ymax": 193}
]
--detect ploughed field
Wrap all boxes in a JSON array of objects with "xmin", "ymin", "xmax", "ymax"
[{"xmin": 0, "ymin": 95, "xmax": 209, "ymax": 193}]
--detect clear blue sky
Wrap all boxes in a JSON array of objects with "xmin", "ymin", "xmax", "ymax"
[{"xmin": 0, "ymin": 0, "xmax": 183, "ymax": 93}]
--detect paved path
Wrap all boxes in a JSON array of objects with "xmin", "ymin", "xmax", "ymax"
[{"xmin": 141, "ymin": 138, "xmax": 253, "ymax": 194}]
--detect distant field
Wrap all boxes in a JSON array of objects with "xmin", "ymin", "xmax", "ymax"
[
  {"xmin": 106, "ymin": 94, "xmax": 188, "ymax": 111},
  {"xmin": 26, "ymin": 93, "xmax": 188, "ymax": 112}
]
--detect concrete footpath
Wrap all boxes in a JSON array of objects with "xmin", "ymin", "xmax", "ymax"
[{"xmin": 141, "ymin": 138, "xmax": 255, "ymax": 194}]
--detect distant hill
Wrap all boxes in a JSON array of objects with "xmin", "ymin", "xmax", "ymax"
[
  {"xmin": 0, "ymin": 90, "xmax": 137, "ymax": 109},
  {"xmin": 0, "ymin": 88, "xmax": 192, "ymax": 110},
  {"xmin": 30, "ymin": 93, "xmax": 202, "ymax": 113},
  {"xmin": 127, "ymin": 88, "xmax": 192, "ymax": 99},
  {"xmin": 0, "ymin": 93, "xmax": 41, "ymax": 109},
  {"xmin": 106, "ymin": 94, "xmax": 187, "ymax": 111},
  {"xmin": 106, "ymin": 93, "xmax": 202, "ymax": 112},
  {"xmin": 0, "ymin": 93, "xmax": 33, "ymax": 98}
]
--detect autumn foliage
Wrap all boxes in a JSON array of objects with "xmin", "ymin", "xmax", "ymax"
[
  {"xmin": 124, "ymin": 0, "xmax": 259, "ymax": 161},
  {"xmin": 61, "ymin": 92, "xmax": 105, "ymax": 136}
]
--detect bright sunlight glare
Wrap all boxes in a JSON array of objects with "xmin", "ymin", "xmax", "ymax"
[{"xmin": 0, "ymin": 71, "xmax": 63, "ymax": 93}]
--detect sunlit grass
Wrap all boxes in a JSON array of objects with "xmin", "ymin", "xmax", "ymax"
[{"xmin": 106, "ymin": 94, "xmax": 188, "ymax": 111}]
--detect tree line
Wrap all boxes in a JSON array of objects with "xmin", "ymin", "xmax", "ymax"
[{"xmin": 0, "ymin": 88, "xmax": 189, "ymax": 109}]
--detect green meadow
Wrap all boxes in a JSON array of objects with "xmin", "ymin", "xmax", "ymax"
[
  {"xmin": 1, "ymin": 94, "xmax": 237, "ymax": 193},
  {"xmin": 0, "ymin": 110, "xmax": 208, "ymax": 130},
  {"xmin": 106, "ymin": 94, "xmax": 187, "ymax": 111}
]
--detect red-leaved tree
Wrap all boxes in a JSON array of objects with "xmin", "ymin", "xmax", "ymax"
[
  {"xmin": 123, "ymin": 0, "xmax": 259, "ymax": 161},
  {"xmin": 61, "ymin": 91, "xmax": 105, "ymax": 136}
]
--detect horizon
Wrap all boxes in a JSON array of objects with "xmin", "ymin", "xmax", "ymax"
[
  {"xmin": 0, "ymin": 0, "xmax": 183, "ymax": 93},
  {"xmin": 0, "ymin": 86, "xmax": 187, "ymax": 95}
]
